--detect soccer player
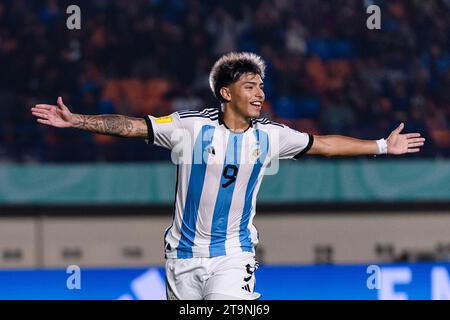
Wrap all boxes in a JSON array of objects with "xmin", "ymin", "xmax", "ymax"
[{"xmin": 31, "ymin": 52, "xmax": 425, "ymax": 300}]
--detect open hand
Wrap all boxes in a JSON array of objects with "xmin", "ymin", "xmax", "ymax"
[
  {"xmin": 386, "ymin": 123, "xmax": 425, "ymax": 154},
  {"xmin": 31, "ymin": 97, "xmax": 75, "ymax": 128}
]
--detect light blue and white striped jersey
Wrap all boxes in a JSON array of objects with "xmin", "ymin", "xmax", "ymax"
[{"xmin": 145, "ymin": 108, "xmax": 313, "ymax": 259}]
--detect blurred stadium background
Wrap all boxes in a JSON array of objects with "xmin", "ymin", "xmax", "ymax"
[{"xmin": 0, "ymin": 0, "xmax": 449, "ymax": 299}]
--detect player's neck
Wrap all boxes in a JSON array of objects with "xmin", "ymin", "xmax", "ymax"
[{"xmin": 222, "ymin": 106, "xmax": 251, "ymax": 133}]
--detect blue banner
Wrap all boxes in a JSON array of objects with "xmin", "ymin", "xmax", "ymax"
[{"xmin": 0, "ymin": 263, "xmax": 449, "ymax": 300}]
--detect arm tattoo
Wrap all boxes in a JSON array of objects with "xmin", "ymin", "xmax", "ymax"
[{"xmin": 72, "ymin": 114, "xmax": 147, "ymax": 138}]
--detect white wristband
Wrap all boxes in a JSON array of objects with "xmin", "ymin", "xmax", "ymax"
[{"xmin": 376, "ymin": 138, "xmax": 388, "ymax": 155}]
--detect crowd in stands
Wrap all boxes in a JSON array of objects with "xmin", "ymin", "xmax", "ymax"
[{"xmin": 0, "ymin": 0, "xmax": 449, "ymax": 162}]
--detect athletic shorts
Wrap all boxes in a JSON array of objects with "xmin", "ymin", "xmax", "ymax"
[{"xmin": 165, "ymin": 251, "xmax": 261, "ymax": 300}]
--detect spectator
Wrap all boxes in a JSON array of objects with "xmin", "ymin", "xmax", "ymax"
[{"xmin": 0, "ymin": 0, "xmax": 448, "ymax": 161}]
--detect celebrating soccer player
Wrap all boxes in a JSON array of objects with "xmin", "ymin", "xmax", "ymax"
[{"xmin": 31, "ymin": 52, "xmax": 425, "ymax": 300}]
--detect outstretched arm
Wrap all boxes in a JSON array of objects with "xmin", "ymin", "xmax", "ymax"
[
  {"xmin": 31, "ymin": 97, "xmax": 148, "ymax": 138},
  {"xmin": 307, "ymin": 123, "xmax": 425, "ymax": 157}
]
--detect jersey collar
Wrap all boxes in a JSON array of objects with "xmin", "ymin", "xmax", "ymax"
[{"xmin": 218, "ymin": 109, "xmax": 253, "ymax": 133}]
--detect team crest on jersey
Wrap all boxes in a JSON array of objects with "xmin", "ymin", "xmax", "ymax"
[
  {"xmin": 155, "ymin": 115, "xmax": 173, "ymax": 123},
  {"xmin": 250, "ymin": 144, "xmax": 261, "ymax": 162}
]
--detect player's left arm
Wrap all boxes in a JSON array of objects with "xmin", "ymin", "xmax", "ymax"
[{"xmin": 307, "ymin": 123, "xmax": 425, "ymax": 157}]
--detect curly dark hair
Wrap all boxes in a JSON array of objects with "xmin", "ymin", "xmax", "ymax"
[{"xmin": 209, "ymin": 52, "xmax": 266, "ymax": 103}]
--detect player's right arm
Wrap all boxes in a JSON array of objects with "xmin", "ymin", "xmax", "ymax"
[{"xmin": 31, "ymin": 96, "xmax": 148, "ymax": 138}]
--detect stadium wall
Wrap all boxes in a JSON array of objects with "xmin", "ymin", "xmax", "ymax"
[
  {"xmin": 1, "ymin": 160, "xmax": 447, "ymax": 267},
  {"xmin": 1, "ymin": 213, "xmax": 449, "ymax": 268}
]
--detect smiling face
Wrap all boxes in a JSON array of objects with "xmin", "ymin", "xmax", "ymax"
[{"xmin": 221, "ymin": 73, "xmax": 265, "ymax": 119}]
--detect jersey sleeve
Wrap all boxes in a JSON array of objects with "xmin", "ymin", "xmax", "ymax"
[
  {"xmin": 143, "ymin": 112, "xmax": 183, "ymax": 150},
  {"xmin": 276, "ymin": 125, "xmax": 314, "ymax": 160}
]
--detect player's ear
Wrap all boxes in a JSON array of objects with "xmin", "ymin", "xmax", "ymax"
[{"xmin": 220, "ymin": 87, "xmax": 231, "ymax": 102}]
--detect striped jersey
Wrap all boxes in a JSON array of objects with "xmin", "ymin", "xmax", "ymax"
[{"xmin": 144, "ymin": 108, "xmax": 313, "ymax": 259}]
